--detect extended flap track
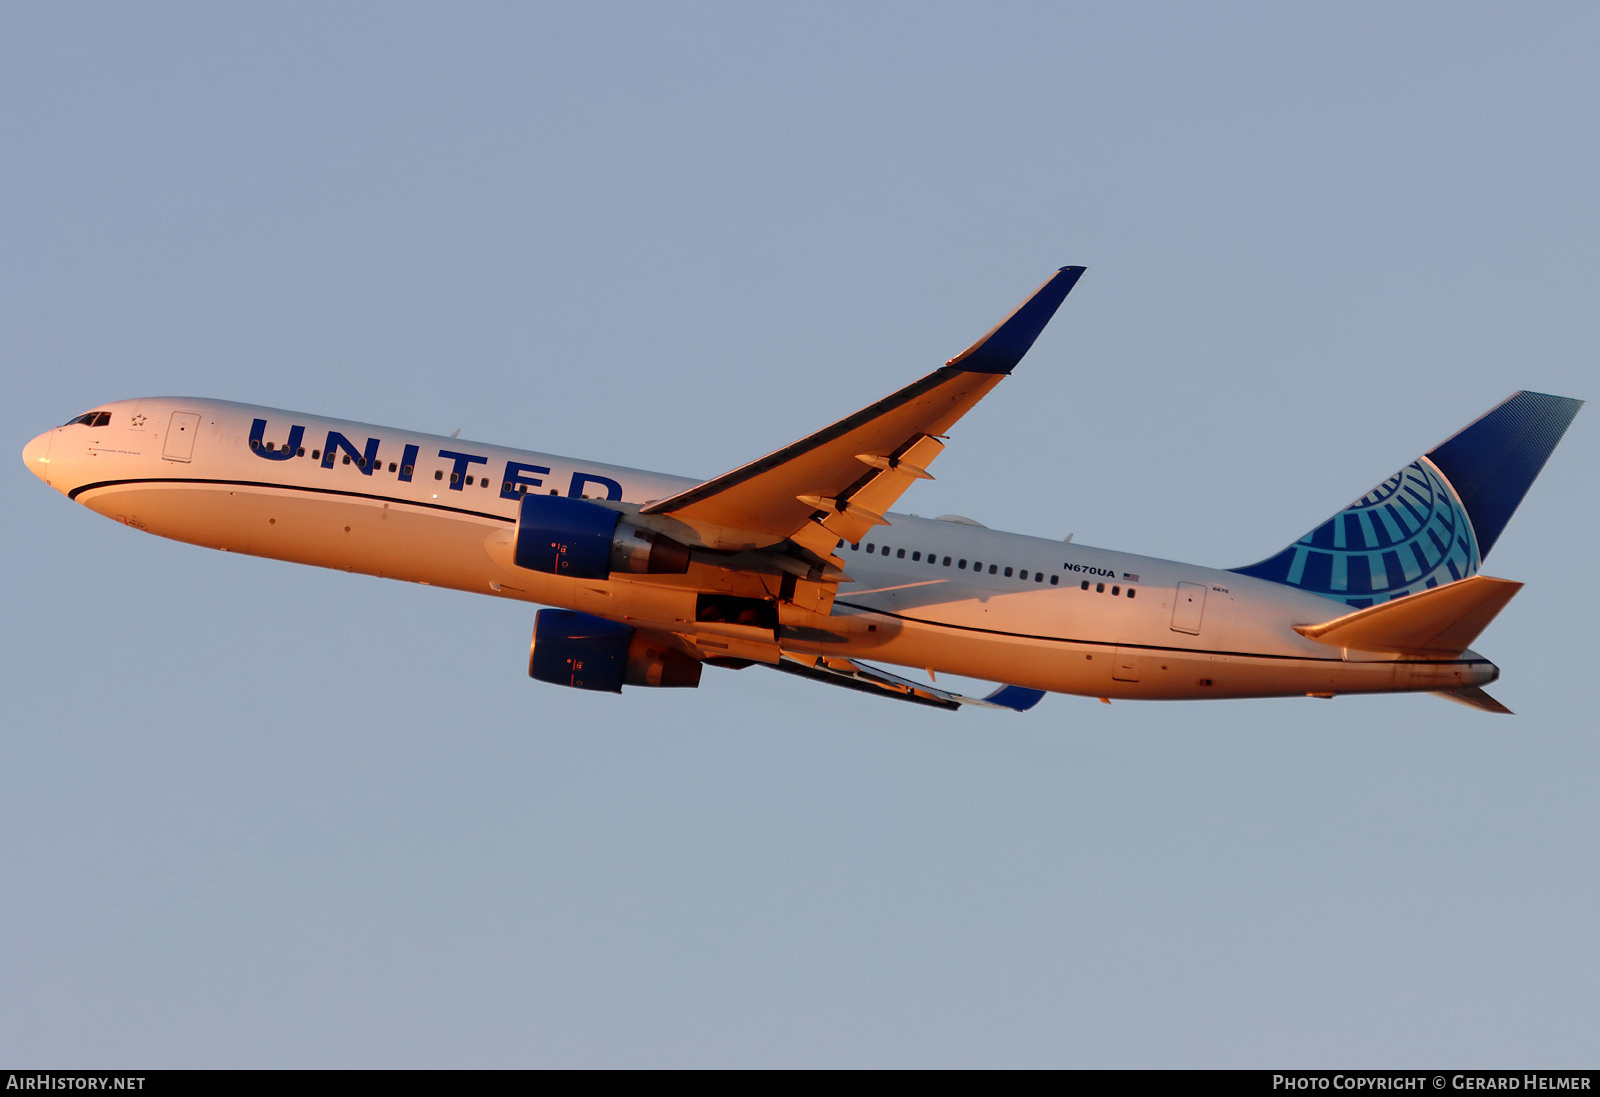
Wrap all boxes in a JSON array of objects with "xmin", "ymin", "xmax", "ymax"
[{"xmin": 795, "ymin": 433, "xmax": 946, "ymax": 548}]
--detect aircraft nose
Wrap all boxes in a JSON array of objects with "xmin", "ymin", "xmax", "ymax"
[{"xmin": 22, "ymin": 430, "xmax": 52, "ymax": 485}]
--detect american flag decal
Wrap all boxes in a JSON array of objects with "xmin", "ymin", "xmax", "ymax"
[{"xmin": 1122, "ymin": 572, "xmax": 1140, "ymax": 582}]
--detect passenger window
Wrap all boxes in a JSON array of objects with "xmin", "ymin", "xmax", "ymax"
[
  {"xmin": 1081, "ymin": 580, "xmax": 1089, "ymax": 590},
  {"xmin": 1096, "ymin": 582, "xmax": 1104, "ymax": 593},
  {"xmin": 403, "ymin": 465, "xmax": 413, "ymax": 476},
  {"xmin": 312, "ymin": 450, "xmax": 321, "ymax": 460},
  {"xmin": 434, "ymin": 470, "xmax": 443, "ymax": 480},
  {"xmin": 989, "ymin": 564, "xmax": 997, "ymax": 574},
  {"xmin": 343, "ymin": 455, "xmax": 351, "ymax": 465},
  {"xmin": 958, "ymin": 559, "xmax": 967, "ymax": 569},
  {"xmin": 450, "ymin": 472, "xmax": 460, "ymax": 484},
  {"xmin": 942, "ymin": 556, "xmax": 951, "ymax": 566},
  {"xmin": 465, "ymin": 475, "xmax": 474, "ymax": 486},
  {"xmin": 912, "ymin": 551, "xmax": 921, "ymax": 561},
  {"xmin": 388, "ymin": 462, "xmax": 397, "ymax": 472},
  {"xmin": 1050, "ymin": 575, "xmax": 1059, "ymax": 586},
  {"xmin": 357, "ymin": 457, "xmax": 366, "ymax": 469},
  {"xmin": 1019, "ymin": 570, "xmax": 1028, "ymax": 580},
  {"xmin": 297, "ymin": 448, "xmax": 306, "ymax": 457},
  {"xmin": 1112, "ymin": 586, "xmax": 1120, "ymax": 596},
  {"xmin": 1035, "ymin": 573, "xmax": 1044, "ymax": 583},
  {"xmin": 1004, "ymin": 567, "xmax": 1013, "ymax": 578},
  {"xmin": 881, "ymin": 545, "xmax": 889, "ymax": 556},
  {"xmin": 850, "ymin": 543, "xmax": 859, "ymax": 551},
  {"xmin": 896, "ymin": 548, "xmax": 905, "ymax": 559},
  {"xmin": 865, "ymin": 543, "xmax": 874, "ymax": 553},
  {"xmin": 1127, "ymin": 588, "xmax": 1136, "ymax": 599}
]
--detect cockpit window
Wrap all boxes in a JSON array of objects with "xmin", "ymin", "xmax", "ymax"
[{"xmin": 64, "ymin": 411, "xmax": 111, "ymax": 427}]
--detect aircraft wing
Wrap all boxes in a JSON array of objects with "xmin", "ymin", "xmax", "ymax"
[
  {"xmin": 770, "ymin": 655, "xmax": 1046, "ymax": 711},
  {"xmin": 640, "ymin": 267, "xmax": 1085, "ymax": 556}
]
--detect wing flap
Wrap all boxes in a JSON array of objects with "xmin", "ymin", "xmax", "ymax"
[{"xmin": 1293, "ymin": 574, "xmax": 1523, "ymax": 657}]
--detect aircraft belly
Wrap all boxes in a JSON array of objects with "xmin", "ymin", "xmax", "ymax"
[
  {"xmin": 827, "ymin": 610, "xmax": 1494, "ymax": 701},
  {"xmin": 77, "ymin": 482, "xmax": 532, "ymax": 599}
]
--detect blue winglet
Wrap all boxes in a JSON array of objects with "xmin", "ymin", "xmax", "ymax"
[
  {"xmin": 984, "ymin": 684, "xmax": 1047, "ymax": 712},
  {"xmin": 946, "ymin": 266, "xmax": 1086, "ymax": 375}
]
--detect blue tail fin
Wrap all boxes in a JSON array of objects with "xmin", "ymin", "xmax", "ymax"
[{"xmin": 1231, "ymin": 391, "xmax": 1582, "ymax": 607}]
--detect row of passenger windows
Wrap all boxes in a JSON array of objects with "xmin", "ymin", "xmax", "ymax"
[
  {"xmin": 846, "ymin": 539, "xmax": 1139, "ymax": 597},
  {"xmin": 849, "ymin": 540, "xmax": 1059, "ymax": 582},
  {"xmin": 1082, "ymin": 580, "xmax": 1136, "ymax": 598}
]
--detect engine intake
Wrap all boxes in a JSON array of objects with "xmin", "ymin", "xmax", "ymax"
[
  {"xmin": 513, "ymin": 495, "xmax": 690, "ymax": 580},
  {"xmin": 528, "ymin": 609, "xmax": 702, "ymax": 692}
]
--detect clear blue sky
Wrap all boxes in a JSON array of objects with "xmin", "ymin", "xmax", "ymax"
[{"xmin": 4, "ymin": 2, "xmax": 1596, "ymax": 1067}]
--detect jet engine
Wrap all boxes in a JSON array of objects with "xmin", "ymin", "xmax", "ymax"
[
  {"xmin": 528, "ymin": 609, "xmax": 702, "ymax": 692},
  {"xmin": 513, "ymin": 494, "xmax": 690, "ymax": 580}
]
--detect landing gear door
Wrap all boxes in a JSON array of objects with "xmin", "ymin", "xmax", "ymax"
[
  {"xmin": 1171, "ymin": 582, "xmax": 1207, "ymax": 635},
  {"xmin": 162, "ymin": 412, "xmax": 201, "ymax": 462}
]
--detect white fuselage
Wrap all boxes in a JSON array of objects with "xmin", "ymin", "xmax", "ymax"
[{"xmin": 24, "ymin": 398, "xmax": 1498, "ymax": 702}]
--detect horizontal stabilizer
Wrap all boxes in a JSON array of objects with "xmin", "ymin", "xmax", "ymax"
[
  {"xmin": 1293, "ymin": 574, "xmax": 1522, "ymax": 656},
  {"xmin": 1433, "ymin": 685, "xmax": 1514, "ymax": 715}
]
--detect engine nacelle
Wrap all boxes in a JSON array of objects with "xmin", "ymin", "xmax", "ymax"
[
  {"xmin": 528, "ymin": 609, "xmax": 702, "ymax": 692},
  {"xmin": 513, "ymin": 495, "xmax": 690, "ymax": 580}
]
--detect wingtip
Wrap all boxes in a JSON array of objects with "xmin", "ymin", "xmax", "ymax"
[
  {"xmin": 945, "ymin": 266, "xmax": 1086, "ymax": 375},
  {"xmin": 983, "ymin": 684, "xmax": 1046, "ymax": 712}
]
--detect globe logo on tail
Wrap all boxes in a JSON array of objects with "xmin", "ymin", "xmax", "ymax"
[{"xmin": 1237, "ymin": 458, "xmax": 1480, "ymax": 607}]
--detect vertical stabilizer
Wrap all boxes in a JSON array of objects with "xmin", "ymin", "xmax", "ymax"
[
  {"xmin": 1424, "ymin": 391, "xmax": 1583, "ymax": 559},
  {"xmin": 1232, "ymin": 391, "xmax": 1581, "ymax": 607}
]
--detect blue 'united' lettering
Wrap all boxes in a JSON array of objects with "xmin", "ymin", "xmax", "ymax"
[
  {"xmin": 247, "ymin": 418, "xmax": 632, "ymax": 505},
  {"xmin": 249, "ymin": 418, "xmax": 304, "ymax": 461}
]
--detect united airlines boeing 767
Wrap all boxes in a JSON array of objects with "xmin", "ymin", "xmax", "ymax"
[{"xmin": 22, "ymin": 268, "xmax": 1582, "ymax": 712}]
